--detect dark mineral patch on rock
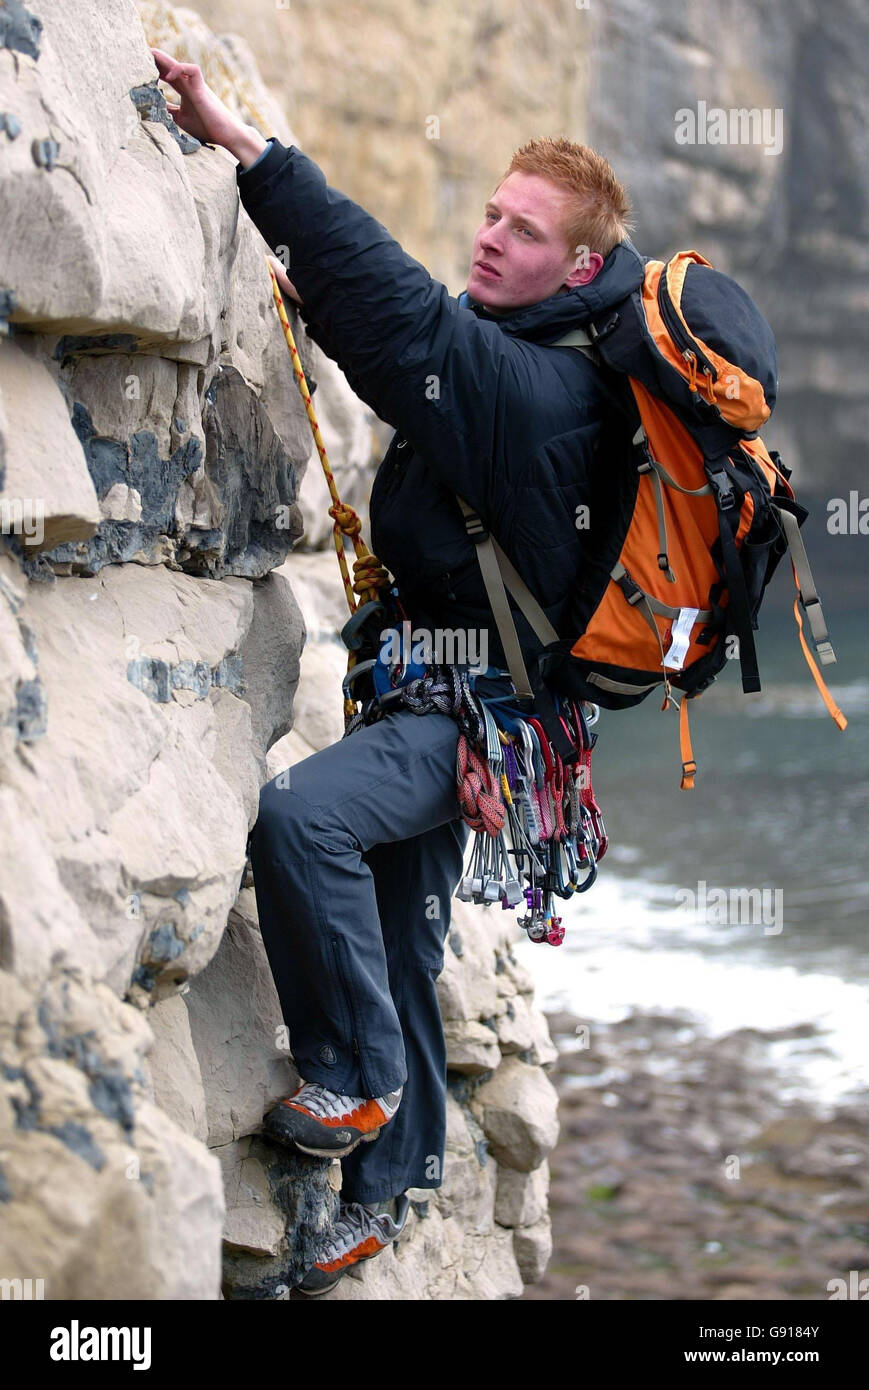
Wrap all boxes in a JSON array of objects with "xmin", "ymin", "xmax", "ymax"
[
  {"xmin": 0, "ymin": 0, "xmax": 41, "ymax": 59},
  {"xmin": 31, "ymin": 136, "xmax": 58, "ymax": 170},
  {"xmin": 130, "ymin": 81, "xmax": 201, "ymax": 155},
  {"xmin": 57, "ymin": 334, "xmax": 139, "ymax": 362}
]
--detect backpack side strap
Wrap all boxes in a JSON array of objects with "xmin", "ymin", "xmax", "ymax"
[
  {"xmin": 772, "ymin": 503, "xmax": 847, "ymax": 731},
  {"xmin": 775, "ymin": 504, "xmax": 835, "ymax": 662}
]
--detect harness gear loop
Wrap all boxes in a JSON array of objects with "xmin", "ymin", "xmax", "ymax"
[{"xmin": 266, "ymin": 259, "xmax": 391, "ymax": 723}]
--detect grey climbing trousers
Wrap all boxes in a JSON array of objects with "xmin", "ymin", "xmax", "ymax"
[{"xmin": 247, "ymin": 705, "xmax": 471, "ymax": 1205}]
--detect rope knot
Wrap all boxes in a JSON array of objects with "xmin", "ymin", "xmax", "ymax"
[
  {"xmin": 352, "ymin": 554, "xmax": 391, "ymax": 594},
  {"xmin": 328, "ymin": 502, "xmax": 362, "ymax": 538}
]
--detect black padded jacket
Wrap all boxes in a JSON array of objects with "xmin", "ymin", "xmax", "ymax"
[{"xmin": 236, "ymin": 138, "xmax": 644, "ymax": 683}]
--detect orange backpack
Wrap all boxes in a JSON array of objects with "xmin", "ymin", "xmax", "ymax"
[{"xmin": 457, "ymin": 250, "xmax": 847, "ymax": 786}]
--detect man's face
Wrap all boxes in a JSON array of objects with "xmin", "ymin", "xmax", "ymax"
[{"xmin": 466, "ymin": 170, "xmax": 603, "ymax": 314}]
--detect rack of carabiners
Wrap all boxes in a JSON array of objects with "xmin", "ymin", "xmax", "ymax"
[{"xmin": 453, "ymin": 689, "xmax": 608, "ymax": 946}]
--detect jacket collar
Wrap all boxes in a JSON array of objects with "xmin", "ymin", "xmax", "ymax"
[{"xmin": 456, "ymin": 237, "xmax": 646, "ymax": 343}]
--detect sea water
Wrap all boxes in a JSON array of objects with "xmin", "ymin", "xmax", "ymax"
[{"xmin": 512, "ymin": 606, "xmax": 869, "ymax": 1108}]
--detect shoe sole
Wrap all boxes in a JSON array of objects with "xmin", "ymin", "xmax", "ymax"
[
  {"xmin": 290, "ymin": 1126, "xmax": 383, "ymax": 1159},
  {"xmin": 294, "ymin": 1220, "xmax": 407, "ymax": 1297},
  {"xmin": 294, "ymin": 1247, "xmax": 375, "ymax": 1297},
  {"xmin": 293, "ymin": 1251, "xmax": 382, "ymax": 1297}
]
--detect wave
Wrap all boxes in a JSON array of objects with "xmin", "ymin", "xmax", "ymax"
[
  {"xmin": 698, "ymin": 680, "xmax": 869, "ymax": 718},
  {"xmin": 513, "ymin": 869, "xmax": 869, "ymax": 1106}
]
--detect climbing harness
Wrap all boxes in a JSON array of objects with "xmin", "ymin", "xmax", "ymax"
[
  {"xmin": 345, "ymin": 655, "xmax": 609, "ymax": 945},
  {"xmin": 267, "ymin": 259, "xmax": 609, "ymax": 944}
]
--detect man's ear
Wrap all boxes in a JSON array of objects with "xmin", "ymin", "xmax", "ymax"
[{"xmin": 564, "ymin": 251, "xmax": 604, "ymax": 289}]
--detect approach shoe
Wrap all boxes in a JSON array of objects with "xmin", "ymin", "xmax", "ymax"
[
  {"xmin": 295, "ymin": 1192, "xmax": 411, "ymax": 1296},
  {"xmin": 263, "ymin": 1080, "xmax": 403, "ymax": 1157}
]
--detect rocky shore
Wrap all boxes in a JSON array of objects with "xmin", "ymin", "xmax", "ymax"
[{"xmin": 524, "ymin": 1010, "xmax": 869, "ymax": 1301}]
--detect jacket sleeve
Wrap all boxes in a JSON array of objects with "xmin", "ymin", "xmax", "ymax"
[{"xmin": 236, "ymin": 138, "xmax": 581, "ymax": 527}]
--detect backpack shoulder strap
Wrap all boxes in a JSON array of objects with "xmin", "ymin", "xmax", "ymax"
[
  {"xmin": 455, "ymin": 327, "xmax": 633, "ymax": 702},
  {"xmin": 549, "ymin": 326, "xmax": 601, "ymax": 366},
  {"xmin": 454, "ymin": 493, "xmax": 559, "ymax": 700}
]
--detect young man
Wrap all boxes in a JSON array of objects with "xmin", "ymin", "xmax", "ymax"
[{"xmin": 152, "ymin": 50, "xmax": 641, "ymax": 1294}]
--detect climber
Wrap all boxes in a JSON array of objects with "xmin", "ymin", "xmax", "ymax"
[{"xmin": 151, "ymin": 48, "xmax": 638, "ymax": 1295}]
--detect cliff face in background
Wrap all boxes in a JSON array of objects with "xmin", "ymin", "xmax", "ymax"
[
  {"xmin": 195, "ymin": 0, "xmax": 869, "ymax": 498},
  {"xmin": 0, "ymin": 0, "xmax": 558, "ymax": 1300}
]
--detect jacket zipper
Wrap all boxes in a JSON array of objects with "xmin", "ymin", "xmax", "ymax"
[{"xmin": 657, "ymin": 264, "xmax": 717, "ymax": 383}]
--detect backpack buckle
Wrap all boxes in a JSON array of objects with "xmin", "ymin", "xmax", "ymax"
[
  {"xmin": 612, "ymin": 565, "xmax": 644, "ymax": 607},
  {"xmin": 588, "ymin": 312, "xmax": 620, "ymax": 343},
  {"xmin": 462, "ymin": 509, "xmax": 489, "ymax": 543},
  {"xmin": 707, "ymin": 467, "xmax": 736, "ymax": 510}
]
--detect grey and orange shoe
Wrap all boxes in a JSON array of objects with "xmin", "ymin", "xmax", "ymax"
[
  {"xmin": 263, "ymin": 1081, "xmax": 403, "ymax": 1157},
  {"xmin": 295, "ymin": 1192, "xmax": 411, "ymax": 1296}
]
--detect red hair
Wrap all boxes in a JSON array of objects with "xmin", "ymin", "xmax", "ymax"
[{"xmin": 494, "ymin": 136, "xmax": 633, "ymax": 258}]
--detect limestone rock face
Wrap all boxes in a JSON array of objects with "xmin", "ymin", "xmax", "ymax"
[{"xmin": 0, "ymin": 0, "xmax": 559, "ymax": 1302}]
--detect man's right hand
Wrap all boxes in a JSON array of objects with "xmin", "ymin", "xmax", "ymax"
[
  {"xmin": 267, "ymin": 254, "xmax": 304, "ymax": 307},
  {"xmin": 150, "ymin": 49, "xmax": 267, "ymax": 168}
]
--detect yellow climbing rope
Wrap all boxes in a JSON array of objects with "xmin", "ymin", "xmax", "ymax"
[{"xmin": 265, "ymin": 259, "xmax": 391, "ymax": 721}]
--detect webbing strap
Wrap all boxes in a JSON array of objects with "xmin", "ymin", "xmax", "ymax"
[
  {"xmin": 550, "ymin": 327, "xmax": 600, "ymax": 365},
  {"xmin": 633, "ymin": 424, "xmax": 711, "ymax": 586},
  {"xmin": 792, "ymin": 594, "xmax": 848, "ymax": 731},
  {"xmin": 611, "ymin": 564, "xmax": 713, "ymax": 625},
  {"xmin": 490, "ymin": 535, "xmax": 560, "ymax": 645},
  {"xmin": 776, "ymin": 505, "xmax": 836, "ymax": 663},
  {"xmin": 587, "ymin": 671, "xmax": 660, "ymax": 696},
  {"xmin": 645, "ymin": 465, "xmax": 677, "ymax": 582},
  {"xmin": 679, "ymin": 694, "xmax": 696, "ymax": 790},
  {"xmin": 455, "ymin": 493, "xmax": 559, "ymax": 702},
  {"xmin": 777, "ymin": 499, "xmax": 846, "ymax": 731},
  {"xmin": 634, "ymin": 426, "xmax": 713, "ymax": 498},
  {"xmin": 712, "ymin": 488, "xmax": 761, "ymax": 694}
]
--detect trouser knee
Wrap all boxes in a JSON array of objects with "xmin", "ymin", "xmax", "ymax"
[{"xmin": 249, "ymin": 772, "xmax": 315, "ymax": 864}]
